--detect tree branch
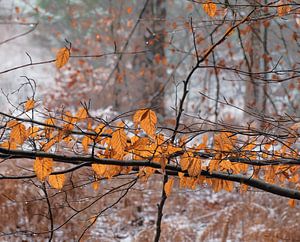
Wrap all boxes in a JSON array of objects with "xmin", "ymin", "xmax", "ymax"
[{"xmin": 1, "ymin": 148, "xmax": 298, "ymax": 200}]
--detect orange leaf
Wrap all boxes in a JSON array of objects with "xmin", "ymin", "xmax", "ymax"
[
  {"xmin": 202, "ymin": 134, "xmax": 208, "ymax": 144},
  {"xmin": 166, "ymin": 145, "xmax": 182, "ymax": 156},
  {"xmin": 92, "ymin": 164, "xmax": 107, "ymax": 177},
  {"xmin": 159, "ymin": 157, "xmax": 167, "ymax": 172},
  {"xmin": 277, "ymin": 2, "xmax": 291, "ymax": 17},
  {"xmin": 76, "ymin": 107, "xmax": 88, "ymax": 120},
  {"xmin": 48, "ymin": 174, "xmax": 65, "ymax": 189},
  {"xmin": 164, "ymin": 177, "xmax": 174, "ymax": 197},
  {"xmin": 27, "ymin": 126, "xmax": 39, "ymax": 138},
  {"xmin": 15, "ymin": 6, "xmax": 20, "ymax": 14},
  {"xmin": 290, "ymin": 122, "xmax": 300, "ymax": 130},
  {"xmin": 223, "ymin": 180, "xmax": 234, "ymax": 192},
  {"xmin": 55, "ymin": 47, "xmax": 70, "ymax": 68},
  {"xmin": 7, "ymin": 120, "xmax": 18, "ymax": 128},
  {"xmin": 188, "ymin": 158, "xmax": 201, "ymax": 177},
  {"xmin": 63, "ymin": 111, "xmax": 76, "ymax": 124},
  {"xmin": 10, "ymin": 123, "xmax": 27, "ymax": 146},
  {"xmin": 42, "ymin": 138, "xmax": 56, "ymax": 152},
  {"xmin": 203, "ymin": 1, "xmax": 217, "ymax": 17},
  {"xmin": 82, "ymin": 135, "xmax": 92, "ymax": 152},
  {"xmin": 104, "ymin": 165, "xmax": 121, "ymax": 179},
  {"xmin": 45, "ymin": 118, "xmax": 56, "ymax": 126},
  {"xmin": 133, "ymin": 109, "xmax": 147, "ymax": 127},
  {"xmin": 94, "ymin": 123, "xmax": 105, "ymax": 134},
  {"xmin": 88, "ymin": 215, "xmax": 98, "ymax": 224},
  {"xmin": 180, "ymin": 152, "xmax": 191, "ymax": 171},
  {"xmin": 140, "ymin": 109, "xmax": 157, "ymax": 137},
  {"xmin": 209, "ymin": 159, "xmax": 220, "ymax": 173},
  {"xmin": 111, "ymin": 128, "xmax": 127, "ymax": 155},
  {"xmin": 92, "ymin": 181, "xmax": 100, "ymax": 191},
  {"xmin": 139, "ymin": 167, "xmax": 156, "ymax": 181},
  {"xmin": 178, "ymin": 172, "xmax": 185, "ymax": 179},
  {"xmin": 127, "ymin": 7, "xmax": 133, "ymax": 14},
  {"xmin": 220, "ymin": 160, "xmax": 232, "ymax": 170},
  {"xmin": 34, "ymin": 157, "xmax": 53, "ymax": 181},
  {"xmin": 44, "ymin": 118, "xmax": 56, "ymax": 138},
  {"xmin": 211, "ymin": 179, "xmax": 222, "ymax": 192},
  {"xmin": 288, "ymin": 199, "xmax": 296, "ymax": 208},
  {"xmin": 25, "ymin": 98, "xmax": 35, "ymax": 111},
  {"xmin": 0, "ymin": 141, "xmax": 16, "ymax": 150}
]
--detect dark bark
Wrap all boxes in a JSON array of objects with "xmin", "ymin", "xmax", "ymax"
[{"xmin": 1, "ymin": 147, "xmax": 300, "ymax": 200}]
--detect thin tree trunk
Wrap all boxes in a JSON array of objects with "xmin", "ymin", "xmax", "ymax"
[
  {"xmin": 132, "ymin": 0, "xmax": 166, "ymax": 117},
  {"xmin": 244, "ymin": 1, "xmax": 264, "ymax": 117}
]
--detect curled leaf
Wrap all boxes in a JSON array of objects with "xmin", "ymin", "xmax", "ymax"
[
  {"xmin": 55, "ymin": 47, "xmax": 70, "ymax": 68},
  {"xmin": 164, "ymin": 177, "xmax": 174, "ymax": 197},
  {"xmin": 25, "ymin": 99, "xmax": 35, "ymax": 111}
]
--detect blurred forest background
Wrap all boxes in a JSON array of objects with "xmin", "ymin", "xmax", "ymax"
[{"xmin": 0, "ymin": 0, "xmax": 300, "ymax": 241}]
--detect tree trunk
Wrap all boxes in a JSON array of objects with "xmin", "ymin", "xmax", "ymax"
[
  {"xmin": 131, "ymin": 0, "xmax": 166, "ymax": 118},
  {"xmin": 244, "ymin": 1, "xmax": 264, "ymax": 116}
]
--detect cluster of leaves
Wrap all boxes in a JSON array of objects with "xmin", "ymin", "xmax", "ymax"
[{"xmin": 1, "ymin": 99, "xmax": 300, "ymax": 205}]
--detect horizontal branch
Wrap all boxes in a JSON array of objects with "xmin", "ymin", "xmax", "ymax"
[
  {"xmin": 2, "ymin": 112, "xmax": 299, "ymax": 166},
  {"xmin": 202, "ymin": 171, "xmax": 300, "ymax": 200},
  {"xmin": 0, "ymin": 147, "xmax": 299, "ymax": 200},
  {"xmin": 0, "ymin": 50, "xmax": 149, "ymax": 75}
]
